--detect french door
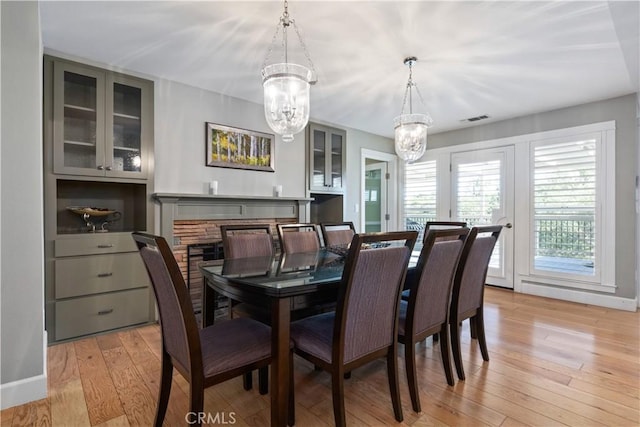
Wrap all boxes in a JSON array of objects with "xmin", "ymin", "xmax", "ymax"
[{"xmin": 451, "ymin": 146, "xmax": 514, "ymax": 288}]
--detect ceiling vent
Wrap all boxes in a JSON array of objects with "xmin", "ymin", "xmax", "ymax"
[{"xmin": 461, "ymin": 114, "xmax": 490, "ymax": 122}]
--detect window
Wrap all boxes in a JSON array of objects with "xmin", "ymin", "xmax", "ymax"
[
  {"xmin": 400, "ymin": 121, "xmax": 615, "ymax": 295},
  {"xmin": 531, "ymin": 135, "xmax": 599, "ymax": 279},
  {"xmin": 404, "ymin": 160, "xmax": 437, "ymax": 245}
]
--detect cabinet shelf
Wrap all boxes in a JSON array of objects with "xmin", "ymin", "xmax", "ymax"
[
  {"xmin": 114, "ymin": 112, "xmax": 140, "ymax": 120},
  {"xmin": 64, "ymin": 103, "xmax": 96, "ymax": 113},
  {"xmin": 64, "ymin": 140, "xmax": 95, "ymax": 147},
  {"xmin": 64, "ymin": 104, "xmax": 97, "ymax": 121},
  {"xmin": 113, "ymin": 146, "xmax": 140, "ymax": 152}
]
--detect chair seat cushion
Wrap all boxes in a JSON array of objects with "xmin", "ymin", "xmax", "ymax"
[
  {"xmin": 290, "ymin": 312, "xmax": 335, "ymax": 363},
  {"xmin": 200, "ymin": 317, "xmax": 271, "ymax": 377}
]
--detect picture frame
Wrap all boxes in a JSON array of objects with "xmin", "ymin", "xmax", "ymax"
[{"xmin": 205, "ymin": 122, "xmax": 275, "ymax": 172}]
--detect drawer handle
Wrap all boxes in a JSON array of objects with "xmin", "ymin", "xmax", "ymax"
[
  {"xmin": 98, "ymin": 309, "xmax": 114, "ymax": 316},
  {"xmin": 97, "ymin": 272, "xmax": 113, "ymax": 278},
  {"xmin": 97, "ymin": 244, "xmax": 113, "ymax": 248}
]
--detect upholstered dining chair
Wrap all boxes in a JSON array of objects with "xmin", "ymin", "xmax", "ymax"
[
  {"xmin": 132, "ymin": 232, "xmax": 273, "ymax": 427},
  {"xmin": 319, "ymin": 221, "xmax": 356, "ymax": 247},
  {"xmin": 449, "ymin": 225, "xmax": 502, "ymax": 380},
  {"xmin": 403, "ymin": 221, "xmax": 468, "ymax": 303},
  {"xmin": 423, "ymin": 221, "xmax": 467, "ymax": 243},
  {"xmin": 220, "ymin": 224, "xmax": 274, "ymax": 259},
  {"xmin": 398, "ymin": 227, "xmax": 469, "ymax": 412},
  {"xmin": 290, "ymin": 231, "xmax": 418, "ymax": 427},
  {"xmin": 277, "ymin": 223, "xmax": 321, "ymax": 254},
  {"xmin": 219, "ymin": 224, "xmax": 275, "ymax": 392}
]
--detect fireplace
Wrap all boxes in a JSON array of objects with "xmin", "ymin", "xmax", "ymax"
[{"xmin": 152, "ymin": 193, "xmax": 313, "ymax": 315}]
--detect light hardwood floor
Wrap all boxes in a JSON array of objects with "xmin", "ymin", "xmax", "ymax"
[{"xmin": 2, "ymin": 287, "xmax": 639, "ymax": 426}]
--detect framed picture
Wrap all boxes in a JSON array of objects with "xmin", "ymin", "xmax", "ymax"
[{"xmin": 205, "ymin": 122, "xmax": 275, "ymax": 172}]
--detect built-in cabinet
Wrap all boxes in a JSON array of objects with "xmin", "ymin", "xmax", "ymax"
[
  {"xmin": 44, "ymin": 56, "xmax": 155, "ymax": 344},
  {"xmin": 52, "ymin": 60, "xmax": 152, "ymax": 178},
  {"xmin": 308, "ymin": 122, "xmax": 346, "ymax": 193}
]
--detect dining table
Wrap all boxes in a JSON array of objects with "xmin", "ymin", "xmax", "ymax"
[{"xmin": 199, "ymin": 248, "xmax": 418, "ymax": 427}]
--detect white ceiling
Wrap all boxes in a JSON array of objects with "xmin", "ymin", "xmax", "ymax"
[{"xmin": 40, "ymin": 1, "xmax": 639, "ymax": 137}]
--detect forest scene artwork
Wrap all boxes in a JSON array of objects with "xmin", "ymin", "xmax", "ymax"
[{"xmin": 206, "ymin": 122, "xmax": 275, "ymax": 172}]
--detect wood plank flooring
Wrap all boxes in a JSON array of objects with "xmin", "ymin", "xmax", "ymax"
[{"xmin": 2, "ymin": 287, "xmax": 638, "ymax": 426}]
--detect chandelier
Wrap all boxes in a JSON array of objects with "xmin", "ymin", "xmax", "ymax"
[
  {"xmin": 394, "ymin": 56, "xmax": 433, "ymax": 163},
  {"xmin": 261, "ymin": 0, "xmax": 317, "ymax": 143}
]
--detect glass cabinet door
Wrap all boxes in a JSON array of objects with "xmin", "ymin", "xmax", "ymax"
[
  {"xmin": 53, "ymin": 63, "xmax": 105, "ymax": 176},
  {"xmin": 107, "ymin": 79, "xmax": 144, "ymax": 176},
  {"xmin": 312, "ymin": 128, "xmax": 327, "ymax": 188},
  {"xmin": 330, "ymin": 132, "xmax": 343, "ymax": 188},
  {"xmin": 308, "ymin": 123, "xmax": 346, "ymax": 192},
  {"xmin": 53, "ymin": 61, "xmax": 150, "ymax": 179}
]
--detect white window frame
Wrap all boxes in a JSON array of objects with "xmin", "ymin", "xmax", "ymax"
[
  {"xmin": 520, "ymin": 126, "xmax": 616, "ymax": 293},
  {"xmin": 404, "ymin": 121, "xmax": 616, "ymax": 294}
]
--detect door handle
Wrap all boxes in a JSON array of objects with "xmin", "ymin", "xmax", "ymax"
[{"xmin": 505, "ymin": 223, "xmax": 513, "ymax": 229}]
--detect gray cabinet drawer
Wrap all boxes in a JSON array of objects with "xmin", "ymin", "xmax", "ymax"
[
  {"xmin": 55, "ymin": 288, "xmax": 151, "ymax": 340},
  {"xmin": 55, "ymin": 252, "xmax": 149, "ymax": 298},
  {"xmin": 55, "ymin": 233, "xmax": 137, "ymax": 257}
]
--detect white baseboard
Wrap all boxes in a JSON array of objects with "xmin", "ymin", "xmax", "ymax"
[
  {"xmin": 521, "ymin": 282, "xmax": 638, "ymax": 311},
  {"xmin": 0, "ymin": 331, "xmax": 48, "ymax": 410},
  {"xmin": 0, "ymin": 374, "xmax": 47, "ymax": 410}
]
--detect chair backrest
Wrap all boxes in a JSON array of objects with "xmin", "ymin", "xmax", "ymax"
[
  {"xmin": 132, "ymin": 232, "xmax": 201, "ymax": 377},
  {"xmin": 334, "ymin": 231, "xmax": 417, "ymax": 364},
  {"xmin": 450, "ymin": 225, "xmax": 502, "ymax": 320},
  {"xmin": 220, "ymin": 224, "xmax": 274, "ymax": 259},
  {"xmin": 424, "ymin": 221, "xmax": 467, "ymax": 243},
  {"xmin": 222, "ymin": 255, "xmax": 272, "ymax": 277},
  {"xmin": 320, "ymin": 222, "xmax": 356, "ymax": 247},
  {"xmin": 277, "ymin": 223, "xmax": 321, "ymax": 254},
  {"xmin": 406, "ymin": 228, "xmax": 468, "ymax": 336}
]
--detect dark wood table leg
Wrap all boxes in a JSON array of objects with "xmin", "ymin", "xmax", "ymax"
[
  {"xmin": 202, "ymin": 277, "xmax": 216, "ymax": 327},
  {"xmin": 271, "ymin": 297, "xmax": 291, "ymax": 427}
]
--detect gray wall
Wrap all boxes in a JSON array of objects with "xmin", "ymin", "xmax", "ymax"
[
  {"xmin": 152, "ymin": 78, "xmax": 394, "ymax": 232},
  {"xmin": 0, "ymin": 0, "xmax": 46, "ymax": 405},
  {"xmin": 427, "ymin": 94, "xmax": 639, "ymax": 300},
  {"xmin": 343, "ymin": 128, "xmax": 395, "ymax": 229},
  {"xmin": 154, "ymin": 79, "xmax": 306, "ymax": 198}
]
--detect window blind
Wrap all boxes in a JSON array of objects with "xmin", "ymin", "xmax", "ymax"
[
  {"xmin": 533, "ymin": 138, "xmax": 596, "ymax": 275},
  {"xmin": 404, "ymin": 160, "xmax": 437, "ymax": 232}
]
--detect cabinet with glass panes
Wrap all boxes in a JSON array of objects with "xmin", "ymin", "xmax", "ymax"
[
  {"xmin": 43, "ymin": 56, "xmax": 155, "ymax": 343},
  {"xmin": 52, "ymin": 58, "xmax": 152, "ymax": 179},
  {"xmin": 307, "ymin": 122, "xmax": 346, "ymax": 193}
]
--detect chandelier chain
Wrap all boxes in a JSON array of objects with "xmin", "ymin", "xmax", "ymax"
[
  {"xmin": 399, "ymin": 59, "xmax": 427, "ymax": 115},
  {"xmin": 260, "ymin": 0, "xmax": 317, "ymax": 83},
  {"xmin": 291, "ymin": 21, "xmax": 317, "ymax": 82},
  {"xmin": 261, "ymin": 22, "xmax": 282, "ymax": 71}
]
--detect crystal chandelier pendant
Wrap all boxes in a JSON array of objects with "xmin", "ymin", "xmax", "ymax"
[
  {"xmin": 394, "ymin": 113, "xmax": 432, "ymax": 163},
  {"xmin": 262, "ymin": 63, "xmax": 313, "ymax": 143},
  {"xmin": 261, "ymin": 1, "xmax": 316, "ymax": 143},
  {"xmin": 394, "ymin": 56, "xmax": 433, "ymax": 163}
]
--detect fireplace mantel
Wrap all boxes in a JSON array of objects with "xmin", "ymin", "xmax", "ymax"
[{"xmin": 153, "ymin": 193, "xmax": 313, "ymax": 245}]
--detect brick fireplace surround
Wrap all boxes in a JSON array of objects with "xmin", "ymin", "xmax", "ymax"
[{"xmin": 152, "ymin": 193, "xmax": 313, "ymax": 313}]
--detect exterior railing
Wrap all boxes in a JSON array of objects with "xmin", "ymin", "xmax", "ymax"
[
  {"xmin": 405, "ymin": 213, "xmax": 595, "ymax": 261},
  {"xmin": 535, "ymin": 214, "xmax": 594, "ymax": 260}
]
